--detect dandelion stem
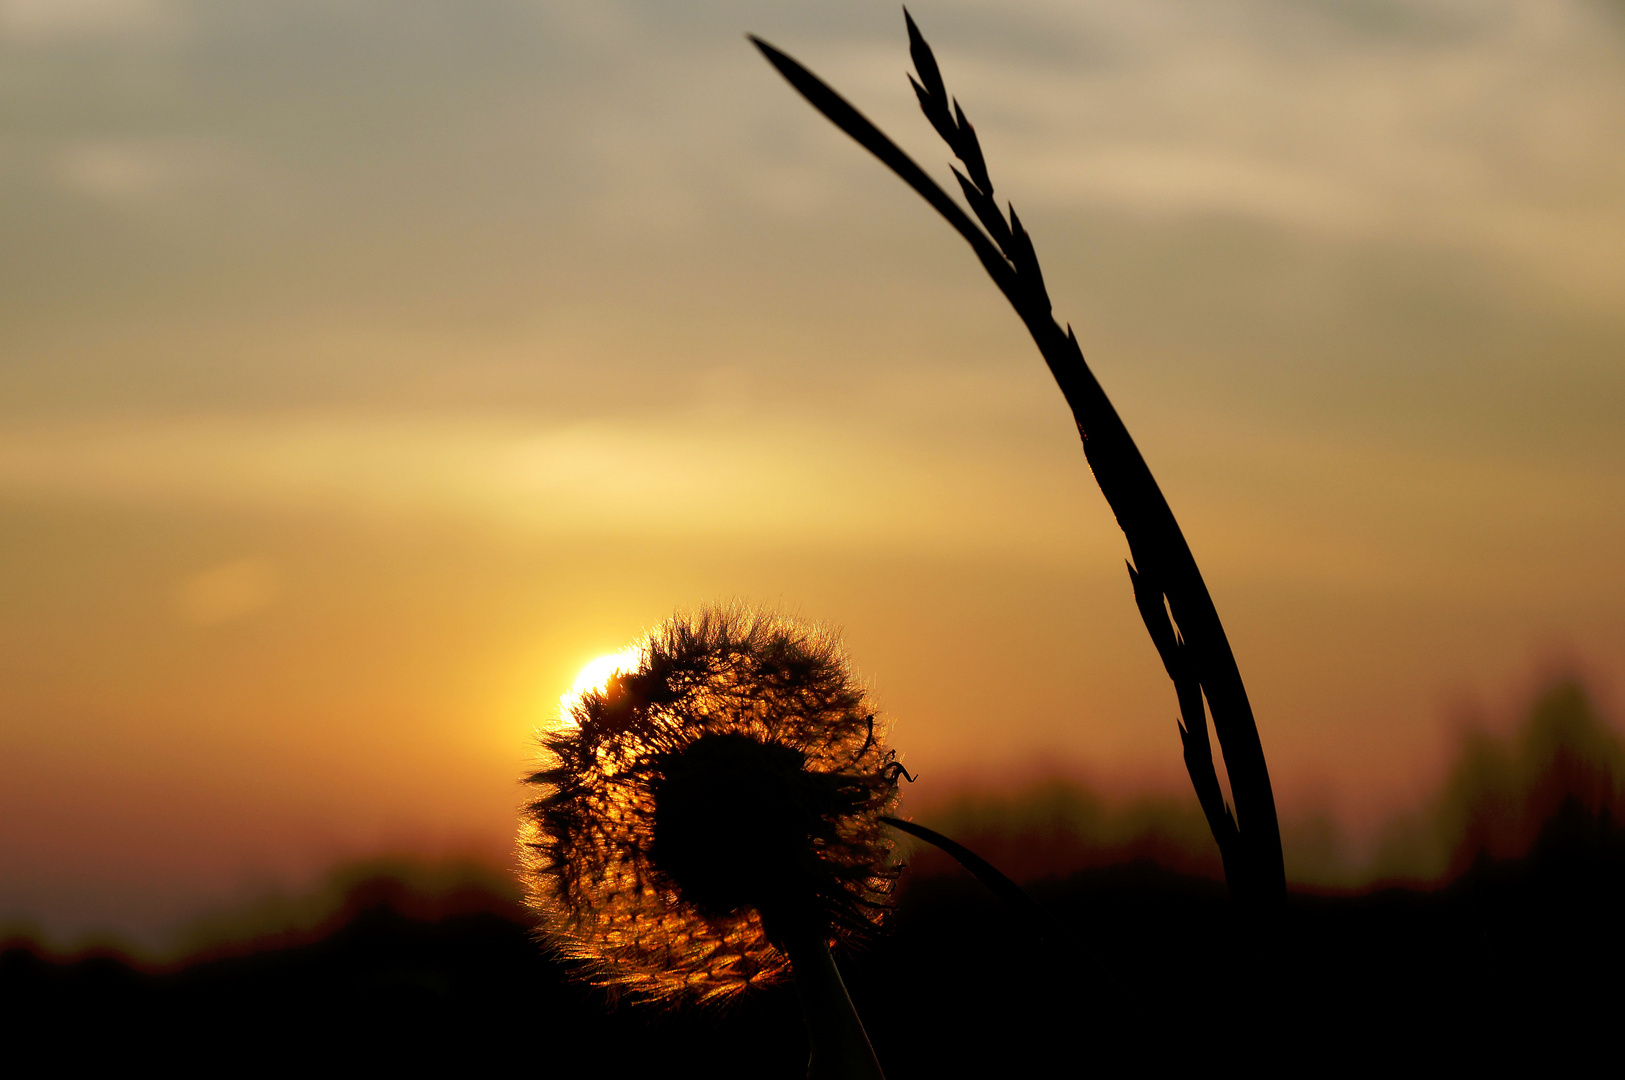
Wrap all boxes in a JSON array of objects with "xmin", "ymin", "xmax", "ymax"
[{"xmin": 782, "ymin": 930, "xmax": 886, "ymax": 1080}]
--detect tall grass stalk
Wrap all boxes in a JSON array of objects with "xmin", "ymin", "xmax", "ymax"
[{"xmin": 750, "ymin": 13, "xmax": 1285, "ymax": 904}]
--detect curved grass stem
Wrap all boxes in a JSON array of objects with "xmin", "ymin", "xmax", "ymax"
[{"xmin": 883, "ymin": 816, "xmax": 1115, "ymax": 985}]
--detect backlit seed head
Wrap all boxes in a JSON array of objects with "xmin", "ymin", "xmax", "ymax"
[{"xmin": 519, "ymin": 605, "xmax": 905, "ymax": 1004}]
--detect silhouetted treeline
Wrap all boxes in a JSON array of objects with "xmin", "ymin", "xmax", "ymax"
[
  {"xmin": 6, "ymin": 681, "xmax": 1620, "ymax": 1072},
  {"xmin": 911, "ymin": 679, "xmax": 1625, "ymax": 889},
  {"xmin": 6, "ymin": 809, "xmax": 1620, "ymax": 1072}
]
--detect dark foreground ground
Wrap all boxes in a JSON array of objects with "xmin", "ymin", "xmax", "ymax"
[{"xmin": 5, "ymin": 800, "xmax": 1620, "ymax": 1075}]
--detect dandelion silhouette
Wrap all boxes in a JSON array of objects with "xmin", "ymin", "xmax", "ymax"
[{"xmin": 521, "ymin": 606, "xmax": 901, "ymax": 1073}]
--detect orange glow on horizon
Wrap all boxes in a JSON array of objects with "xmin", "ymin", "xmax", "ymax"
[{"xmin": 3, "ymin": 0, "xmax": 1623, "ymax": 953}]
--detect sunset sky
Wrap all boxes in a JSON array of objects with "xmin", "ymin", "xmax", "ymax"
[{"xmin": 3, "ymin": 0, "xmax": 1623, "ymax": 951}]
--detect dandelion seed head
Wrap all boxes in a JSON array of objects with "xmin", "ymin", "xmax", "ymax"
[{"xmin": 519, "ymin": 605, "xmax": 904, "ymax": 1004}]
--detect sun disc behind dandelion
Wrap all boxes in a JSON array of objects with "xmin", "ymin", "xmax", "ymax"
[
  {"xmin": 557, "ymin": 647, "xmax": 643, "ymax": 721},
  {"xmin": 519, "ymin": 605, "xmax": 905, "ymax": 1004}
]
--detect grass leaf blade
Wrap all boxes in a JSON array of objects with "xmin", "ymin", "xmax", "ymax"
[{"xmin": 749, "ymin": 35, "xmax": 1020, "ymax": 305}]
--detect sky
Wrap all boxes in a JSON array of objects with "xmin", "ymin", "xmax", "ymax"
[{"xmin": 2, "ymin": 0, "xmax": 1623, "ymax": 950}]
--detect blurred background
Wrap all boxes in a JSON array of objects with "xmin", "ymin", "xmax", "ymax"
[{"xmin": 3, "ymin": 0, "xmax": 1623, "ymax": 957}]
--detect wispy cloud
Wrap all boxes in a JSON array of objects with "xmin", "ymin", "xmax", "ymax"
[
  {"xmin": 174, "ymin": 556, "xmax": 280, "ymax": 626},
  {"xmin": 53, "ymin": 138, "xmax": 247, "ymax": 205},
  {"xmin": 0, "ymin": 0, "xmax": 178, "ymax": 43},
  {"xmin": 831, "ymin": 0, "xmax": 1625, "ymax": 308},
  {"xmin": 0, "ymin": 411, "xmax": 1105, "ymax": 562}
]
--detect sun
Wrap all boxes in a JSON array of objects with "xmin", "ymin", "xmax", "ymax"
[{"xmin": 558, "ymin": 647, "xmax": 643, "ymax": 720}]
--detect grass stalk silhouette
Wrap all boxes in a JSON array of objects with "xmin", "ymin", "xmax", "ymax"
[{"xmin": 751, "ymin": 11, "xmax": 1285, "ymax": 904}]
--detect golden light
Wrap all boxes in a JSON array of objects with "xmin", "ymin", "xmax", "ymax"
[{"xmin": 558, "ymin": 647, "xmax": 643, "ymax": 721}]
